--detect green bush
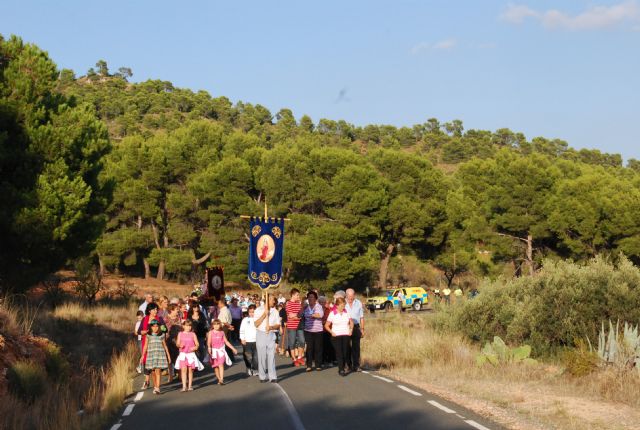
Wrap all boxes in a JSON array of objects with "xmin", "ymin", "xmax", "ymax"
[
  {"xmin": 7, "ymin": 361, "xmax": 47, "ymax": 403},
  {"xmin": 44, "ymin": 344, "xmax": 70, "ymax": 383},
  {"xmin": 444, "ymin": 255, "xmax": 640, "ymax": 355}
]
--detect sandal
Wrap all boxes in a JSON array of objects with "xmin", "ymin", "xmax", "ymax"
[
  {"xmin": 188, "ymin": 387, "xmax": 194, "ymax": 391},
  {"xmin": 141, "ymin": 381, "xmax": 149, "ymax": 390}
]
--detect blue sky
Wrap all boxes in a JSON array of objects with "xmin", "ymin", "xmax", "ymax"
[{"xmin": 2, "ymin": 0, "xmax": 639, "ymax": 159}]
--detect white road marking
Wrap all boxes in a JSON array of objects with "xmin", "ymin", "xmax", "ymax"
[
  {"xmin": 122, "ymin": 404, "xmax": 135, "ymax": 417},
  {"xmin": 134, "ymin": 391, "xmax": 144, "ymax": 402},
  {"xmin": 110, "ymin": 424, "xmax": 122, "ymax": 430},
  {"xmin": 361, "ymin": 370, "xmax": 370, "ymax": 374},
  {"xmin": 371, "ymin": 375, "xmax": 393, "ymax": 383},
  {"xmin": 427, "ymin": 400, "xmax": 456, "ymax": 414},
  {"xmin": 456, "ymin": 414, "xmax": 466, "ymax": 419},
  {"xmin": 273, "ymin": 383, "xmax": 306, "ymax": 430},
  {"xmin": 465, "ymin": 420, "xmax": 491, "ymax": 430},
  {"xmin": 397, "ymin": 385, "xmax": 422, "ymax": 396}
]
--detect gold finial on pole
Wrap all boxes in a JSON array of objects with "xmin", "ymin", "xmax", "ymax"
[{"xmin": 264, "ymin": 198, "xmax": 268, "ymax": 220}]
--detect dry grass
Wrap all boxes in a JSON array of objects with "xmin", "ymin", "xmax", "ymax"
[
  {"xmin": 52, "ymin": 300, "xmax": 138, "ymax": 333},
  {"xmin": 0, "ymin": 294, "xmax": 41, "ymax": 337},
  {"xmin": 362, "ymin": 312, "xmax": 640, "ymax": 430},
  {"xmin": 1, "ymin": 294, "xmax": 139, "ymax": 430}
]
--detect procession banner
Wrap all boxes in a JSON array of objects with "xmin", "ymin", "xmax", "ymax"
[
  {"xmin": 206, "ymin": 266, "xmax": 225, "ymax": 300},
  {"xmin": 248, "ymin": 217, "xmax": 284, "ymax": 290}
]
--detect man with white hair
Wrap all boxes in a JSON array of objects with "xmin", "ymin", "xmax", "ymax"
[
  {"xmin": 138, "ymin": 293, "xmax": 154, "ymax": 314},
  {"xmin": 345, "ymin": 288, "xmax": 365, "ymax": 372}
]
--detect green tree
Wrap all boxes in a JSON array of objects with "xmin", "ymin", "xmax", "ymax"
[{"xmin": 0, "ymin": 35, "xmax": 111, "ymax": 290}]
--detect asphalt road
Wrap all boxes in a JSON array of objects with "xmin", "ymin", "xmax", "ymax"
[{"xmin": 111, "ymin": 349, "xmax": 502, "ymax": 430}]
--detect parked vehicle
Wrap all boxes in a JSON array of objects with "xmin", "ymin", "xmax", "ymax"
[{"xmin": 366, "ymin": 287, "xmax": 428, "ymax": 312}]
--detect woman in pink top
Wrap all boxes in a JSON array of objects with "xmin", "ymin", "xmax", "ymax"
[{"xmin": 324, "ymin": 297, "xmax": 354, "ymax": 376}]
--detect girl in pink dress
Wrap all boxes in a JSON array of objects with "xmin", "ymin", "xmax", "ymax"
[
  {"xmin": 175, "ymin": 320, "xmax": 204, "ymax": 392},
  {"xmin": 207, "ymin": 319, "xmax": 237, "ymax": 385}
]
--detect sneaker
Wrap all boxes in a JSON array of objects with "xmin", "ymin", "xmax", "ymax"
[
  {"xmin": 136, "ymin": 364, "xmax": 142, "ymax": 374},
  {"xmin": 270, "ymin": 379, "xmax": 278, "ymax": 383},
  {"xmin": 306, "ymin": 367, "xmax": 313, "ymax": 372},
  {"xmin": 141, "ymin": 381, "xmax": 149, "ymax": 390}
]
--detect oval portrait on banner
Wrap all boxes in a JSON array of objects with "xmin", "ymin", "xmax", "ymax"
[
  {"xmin": 212, "ymin": 275, "xmax": 222, "ymax": 290},
  {"xmin": 256, "ymin": 234, "xmax": 276, "ymax": 263}
]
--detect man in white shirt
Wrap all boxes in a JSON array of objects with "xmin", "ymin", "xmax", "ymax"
[
  {"xmin": 138, "ymin": 293, "xmax": 154, "ymax": 314},
  {"xmin": 254, "ymin": 295, "xmax": 281, "ymax": 382},
  {"xmin": 345, "ymin": 288, "xmax": 365, "ymax": 372},
  {"xmin": 240, "ymin": 304, "xmax": 258, "ymax": 376}
]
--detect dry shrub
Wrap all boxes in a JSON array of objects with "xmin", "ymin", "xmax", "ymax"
[
  {"xmin": 80, "ymin": 341, "xmax": 138, "ymax": 429},
  {"xmin": 0, "ymin": 294, "xmax": 40, "ymax": 337},
  {"xmin": 562, "ymin": 340, "xmax": 599, "ymax": 377},
  {"xmin": 0, "ymin": 380, "xmax": 80, "ymax": 430},
  {"xmin": 574, "ymin": 367, "xmax": 640, "ymax": 407}
]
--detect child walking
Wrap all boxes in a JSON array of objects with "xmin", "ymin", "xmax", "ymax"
[
  {"xmin": 175, "ymin": 319, "xmax": 204, "ymax": 392},
  {"xmin": 140, "ymin": 320, "xmax": 171, "ymax": 394},
  {"xmin": 208, "ymin": 319, "xmax": 237, "ymax": 385}
]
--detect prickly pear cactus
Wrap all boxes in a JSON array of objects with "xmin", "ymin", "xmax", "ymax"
[{"xmin": 475, "ymin": 336, "xmax": 537, "ymax": 367}]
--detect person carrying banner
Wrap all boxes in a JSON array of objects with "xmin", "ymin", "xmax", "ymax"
[{"xmin": 254, "ymin": 295, "xmax": 281, "ymax": 382}]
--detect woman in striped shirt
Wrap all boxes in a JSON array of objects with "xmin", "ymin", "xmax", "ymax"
[{"xmin": 302, "ymin": 291, "xmax": 324, "ymax": 372}]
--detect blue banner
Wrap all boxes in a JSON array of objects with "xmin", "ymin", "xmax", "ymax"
[{"xmin": 248, "ymin": 217, "xmax": 285, "ymax": 290}]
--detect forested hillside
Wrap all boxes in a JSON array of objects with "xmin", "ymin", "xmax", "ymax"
[{"xmin": 3, "ymin": 34, "xmax": 640, "ymax": 292}]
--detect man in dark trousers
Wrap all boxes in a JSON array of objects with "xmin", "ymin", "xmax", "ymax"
[{"xmin": 345, "ymin": 288, "xmax": 365, "ymax": 372}]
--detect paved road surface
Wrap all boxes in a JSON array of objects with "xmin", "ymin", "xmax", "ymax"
[{"xmin": 111, "ymin": 351, "xmax": 502, "ymax": 430}]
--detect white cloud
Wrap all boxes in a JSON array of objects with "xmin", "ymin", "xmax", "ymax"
[
  {"xmin": 433, "ymin": 38, "xmax": 457, "ymax": 50},
  {"xmin": 501, "ymin": 1, "xmax": 640, "ymax": 30},
  {"xmin": 410, "ymin": 38, "xmax": 457, "ymax": 54},
  {"xmin": 500, "ymin": 4, "xmax": 540, "ymax": 23}
]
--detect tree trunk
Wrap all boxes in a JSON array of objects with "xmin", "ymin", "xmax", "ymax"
[
  {"xmin": 526, "ymin": 234, "xmax": 534, "ymax": 276},
  {"xmin": 378, "ymin": 244, "xmax": 395, "ymax": 289},
  {"xmin": 98, "ymin": 255, "xmax": 105, "ymax": 278},
  {"xmin": 157, "ymin": 261, "xmax": 165, "ymax": 280},
  {"xmin": 192, "ymin": 252, "xmax": 211, "ymax": 266},
  {"xmin": 143, "ymin": 258, "xmax": 151, "ymax": 279}
]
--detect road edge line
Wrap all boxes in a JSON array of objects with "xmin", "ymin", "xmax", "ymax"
[
  {"xmin": 427, "ymin": 400, "xmax": 456, "ymax": 414},
  {"xmin": 273, "ymin": 383, "xmax": 306, "ymax": 430},
  {"xmin": 465, "ymin": 420, "xmax": 492, "ymax": 430}
]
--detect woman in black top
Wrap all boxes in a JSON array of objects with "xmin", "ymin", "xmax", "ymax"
[{"xmin": 188, "ymin": 305, "xmax": 209, "ymax": 361}]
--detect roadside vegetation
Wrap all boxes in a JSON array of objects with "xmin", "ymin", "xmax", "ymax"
[
  {"xmin": 363, "ymin": 256, "xmax": 640, "ymax": 430},
  {"xmin": 0, "ymin": 291, "xmax": 138, "ymax": 430}
]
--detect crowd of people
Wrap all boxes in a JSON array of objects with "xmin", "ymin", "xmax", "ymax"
[{"xmin": 134, "ymin": 287, "xmax": 365, "ymax": 394}]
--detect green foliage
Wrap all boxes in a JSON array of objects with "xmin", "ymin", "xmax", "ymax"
[
  {"xmin": 7, "ymin": 361, "xmax": 47, "ymax": 403},
  {"xmin": 0, "ymin": 35, "xmax": 111, "ymax": 291},
  {"xmin": 5, "ymin": 33, "xmax": 640, "ymax": 293},
  {"xmin": 448, "ymin": 256, "xmax": 640, "ymax": 355},
  {"xmin": 475, "ymin": 335, "xmax": 537, "ymax": 366},
  {"xmin": 44, "ymin": 343, "xmax": 70, "ymax": 383}
]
